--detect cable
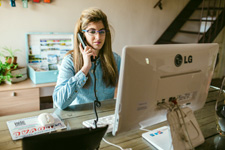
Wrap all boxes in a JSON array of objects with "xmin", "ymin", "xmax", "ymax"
[
  {"xmin": 102, "ymin": 138, "xmax": 132, "ymax": 150},
  {"xmin": 139, "ymin": 127, "xmax": 151, "ymax": 132},
  {"xmin": 92, "ymin": 61, "xmax": 101, "ymax": 128},
  {"xmin": 210, "ymin": 85, "xmax": 225, "ymax": 92},
  {"xmin": 102, "ymin": 138, "xmax": 123, "ymax": 150},
  {"xmin": 170, "ymin": 98, "xmax": 194, "ymax": 150},
  {"xmin": 157, "ymin": 101, "xmax": 176, "ymax": 112},
  {"xmin": 93, "ymin": 100, "xmax": 101, "ymax": 128},
  {"xmin": 177, "ymin": 105, "xmax": 194, "ymax": 150},
  {"xmin": 168, "ymin": 98, "xmax": 195, "ymax": 150}
]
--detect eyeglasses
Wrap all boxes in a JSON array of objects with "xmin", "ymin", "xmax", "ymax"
[{"xmin": 82, "ymin": 29, "xmax": 106, "ymax": 36}]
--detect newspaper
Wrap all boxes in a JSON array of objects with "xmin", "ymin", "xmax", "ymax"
[{"xmin": 6, "ymin": 113, "xmax": 67, "ymax": 140}]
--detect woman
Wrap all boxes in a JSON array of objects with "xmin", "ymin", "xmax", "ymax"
[{"xmin": 53, "ymin": 8, "xmax": 121, "ymax": 109}]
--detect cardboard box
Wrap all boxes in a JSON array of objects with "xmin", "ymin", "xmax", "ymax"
[{"xmin": 26, "ymin": 32, "xmax": 74, "ymax": 84}]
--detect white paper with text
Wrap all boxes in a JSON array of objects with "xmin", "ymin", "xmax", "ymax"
[{"xmin": 6, "ymin": 113, "xmax": 67, "ymax": 140}]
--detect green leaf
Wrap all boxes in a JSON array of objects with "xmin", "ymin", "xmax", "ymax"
[
  {"xmin": 13, "ymin": 64, "xmax": 18, "ymax": 69},
  {"xmin": 1, "ymin": 46, "xmax": 21, "ymax": 58},
  {"xmin": 16, "ymin": 74, "xmax": 22, "ymax": 78},
  {"xmin": 14, "ymin": 49, "xmax": 22, "ymax": 54},
  {"xmin": 6, "ymin": 65, "xmax": 11, "ymax": 70}
]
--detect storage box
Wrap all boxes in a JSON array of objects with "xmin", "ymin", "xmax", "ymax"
[{"xmin": 26, "ymin": 32, "xmax": 74, "ymax": 84}]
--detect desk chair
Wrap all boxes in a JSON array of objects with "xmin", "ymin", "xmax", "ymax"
[{"xmin": 22, "ymin": 125, "xmax": 108, "ymax": 150}]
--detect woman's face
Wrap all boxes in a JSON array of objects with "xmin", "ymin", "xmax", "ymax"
[{"xmin": 84, "ymin": 21, "xmax": 106, "ymax": 52}]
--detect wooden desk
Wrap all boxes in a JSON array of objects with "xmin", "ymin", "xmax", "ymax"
[
  {"xmin": 0, "ymin": 79, "xmax": 55, "ymax": 116},
  {"xmin": 0, "ymin": 88, "xmax": 221, "ymax": 150}
]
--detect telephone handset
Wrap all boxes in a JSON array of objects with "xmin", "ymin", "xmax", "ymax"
[{"xmin": 78, "ymin": 33, "xmax": 96, "ymax": 62}]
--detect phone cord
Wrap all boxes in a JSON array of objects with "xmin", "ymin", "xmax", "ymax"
[{"xmin": 93, "ymin": 62, "xmax": 101, "ymax": 128}]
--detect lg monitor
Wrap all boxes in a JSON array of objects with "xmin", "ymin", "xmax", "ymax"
[{"xmin": 112, "ymin": 43, "xmax": 218, "ymax": 137}]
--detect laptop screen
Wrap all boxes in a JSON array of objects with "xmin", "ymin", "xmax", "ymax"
[{"xmin": 22, "ymin": 125, "xmax": 108, "ymax": 150}]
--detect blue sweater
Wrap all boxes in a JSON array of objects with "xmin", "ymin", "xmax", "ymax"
[{"xmin": 53, "ymin": 52, "xmax": 121, "ymax": 109}]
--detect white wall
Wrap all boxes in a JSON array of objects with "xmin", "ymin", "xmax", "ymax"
[{"xmin": 0, "ymin": 0, "xmax": 189, "ymax": 67}]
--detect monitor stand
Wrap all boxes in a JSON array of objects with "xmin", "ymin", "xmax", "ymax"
[
  {"xmin": 142, "ymin": 126, "xmax": 173, "ymax": 150},
  {"xmin": 142, "ymin": 107, "xmax": 205, "ymax": 150}
]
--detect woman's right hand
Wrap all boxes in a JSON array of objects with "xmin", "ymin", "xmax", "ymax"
[{"xmin": 79, "ymin": 43, "xmax": 97, "ymax": 75}]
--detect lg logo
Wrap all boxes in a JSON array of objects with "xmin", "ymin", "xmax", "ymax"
[{"xmin": 174, "ymin": 54, "xmax": 192, "ymax": 67}]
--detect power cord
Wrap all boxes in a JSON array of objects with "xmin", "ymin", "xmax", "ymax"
[
  {"xmin": 102, "ymin": 138, "xmax": 132, "ymax": 150},
  {"xmin": 139, "ymin": 127, "xmax": 151, "ymax": 132}
]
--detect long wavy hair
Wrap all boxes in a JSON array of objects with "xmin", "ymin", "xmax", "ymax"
[{"xmin": 67, "ymin": 8, "xmax": 118, "ymax": 88}]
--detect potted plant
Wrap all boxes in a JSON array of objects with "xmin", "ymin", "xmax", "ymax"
[
  {"xmin": 0, "ymin": 60, "xmax": 23, "ymax": 84},
  {"xmin": 0, "ymin": 46, "xmax": 21, "ymax": 65},
  {"xmin": 0, "ymin": 47, "xmax": 26, "ymax": 84},
  {"xmin": 0, "ymin": 61, "xmax": 13, "ymax": 84}
]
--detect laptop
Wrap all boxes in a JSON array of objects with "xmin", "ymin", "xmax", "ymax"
[{"xmin": 22, "ymin": 125, "xmax": 108, "ymax": 150}]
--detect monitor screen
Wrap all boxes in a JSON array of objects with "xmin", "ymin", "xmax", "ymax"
[{"xmin": 112, "ymin": 43, "xmax": 218, "ymax": 136}]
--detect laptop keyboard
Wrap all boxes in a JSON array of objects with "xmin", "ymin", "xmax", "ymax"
[{"xmin": 82, "ymin": 114, "xmax": 115, "ymax": 133}]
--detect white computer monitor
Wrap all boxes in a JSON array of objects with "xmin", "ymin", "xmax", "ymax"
[{"xmin": 112, "ymin": 43, "xmax": 218, "ymax": 136}]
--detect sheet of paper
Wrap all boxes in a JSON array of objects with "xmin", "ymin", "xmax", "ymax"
[
  {"xmin": 31, "ymin": 45, "xmax": 41, "ymax": 55},
  {"xmin": 7, "ymin": 113, "xmax": 67, "ymax": 140}
]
